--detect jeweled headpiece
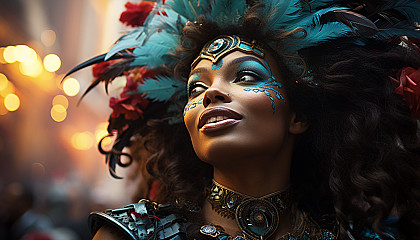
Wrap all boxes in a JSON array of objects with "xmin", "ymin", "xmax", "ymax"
[
  {"xmin": 191, "ymin": 35, "xmax": 264, "ymax": 69},
  {"xmin": 66, "ymin": 0, "xmax": 420, "ymax": 177}
]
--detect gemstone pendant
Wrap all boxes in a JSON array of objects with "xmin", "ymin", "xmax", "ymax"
[{"xmin": 236, "ymin": 199, "xmax": 279, "ymax": 240}]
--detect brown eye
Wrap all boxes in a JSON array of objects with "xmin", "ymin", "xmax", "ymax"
[
  {"xmin": 233, "ymin": 71, "xmax": 262, "ymax": 84},
  {"xmin": 188, "ymin": 82, "xmax": 207, "ymax": 97}
]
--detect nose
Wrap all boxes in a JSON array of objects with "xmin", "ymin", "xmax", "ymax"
[{"xmin": 202, "ymin": 87, "xmax": 231, "ymax": 107}]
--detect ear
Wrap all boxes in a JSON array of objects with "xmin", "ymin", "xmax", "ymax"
[{"xmin": 289, "ymin": 112, "xmax": 309, "ymax": 135}]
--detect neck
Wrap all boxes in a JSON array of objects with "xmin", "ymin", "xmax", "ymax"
[
  {"xmin": 203, "ymin": 180, "xmax": 294, "ymax": 239},
  {"xmin": 213, "ymin": 155, "xmax": 291, "ymax": 197}
]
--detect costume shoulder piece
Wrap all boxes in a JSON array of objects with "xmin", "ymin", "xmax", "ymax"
[{"xmin": 89, "ymin": 199, "xmax": 188, "ymax": 240}]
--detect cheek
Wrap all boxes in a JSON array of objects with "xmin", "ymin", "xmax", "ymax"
[
  {"xmin": 183, "ymin": 98, "xmax": 203, "ymax": 135},
  {"xmin": 242, "ymin": 80, "xmax": 285, "ymax": 113}
]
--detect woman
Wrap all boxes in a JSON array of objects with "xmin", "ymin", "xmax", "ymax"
[{"xmin": 68, "ymin": 0, "xmax": 420, "ymax": 239}]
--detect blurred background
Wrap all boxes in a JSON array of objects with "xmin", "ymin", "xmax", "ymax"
[{"xmin": 0, "ymin": 0, "xmax": 139, "ymax": 239}]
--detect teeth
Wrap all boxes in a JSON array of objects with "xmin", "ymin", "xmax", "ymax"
[{"xmin": 206, "ymin": 116, "xmax": 229, "ymax": 124}]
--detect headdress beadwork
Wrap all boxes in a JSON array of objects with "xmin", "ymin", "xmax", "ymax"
[{"xmin": 191, "ymin": 35, "xmax": 264, "ymax": 69}]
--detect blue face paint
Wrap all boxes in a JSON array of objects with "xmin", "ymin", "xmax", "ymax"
[
  {"xmin": 212, "ymin": 59, "xmax": 223, "ymax": 71},
  {"xmin": 239, "ymin": 60, "xmax": 285, "ymax": 113},
  {"xmin": 184, "ymin": 98, "xmax": 203, "ymax": 116},
  {"xmin": 187, "ymin": 73, "xmax": 202, "ymax": 97},
  {"xmin": 237, "ymin": 60, "xmax": 271, "ymax": 79}
]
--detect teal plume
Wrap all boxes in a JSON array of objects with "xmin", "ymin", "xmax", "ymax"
[
  {"xmin": 262, "ymin": 0, "xmax": 302, "ymax": 31},
  {"xmin": 381, "ymin": 0, "xmax": 420, "ymax": 23},
  {"xmin": 135, "ymin": 75, "xmax": 184, "ymax": 102},
  {"xmin": 210, "ymin": 0, "xmax": 247, "ymax": 26},
  {"xmin": 131, "ymin": 31, "xmax": 180, "ymax": 67}
]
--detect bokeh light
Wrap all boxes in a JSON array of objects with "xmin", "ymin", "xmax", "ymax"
[
  {"xmin": 62, "ymin": 78, "xmax": 80, "ymax": 96},
  {"xmin": 14, "ymin": 45, "xmax": 37, "ymax": 63},
  {"xmin": 4, "ymin": 93, "xmax": 20, "ymax": 111},
  {"xmin": 0, "ymin": 73, "xmax": 8, "ymax": 91},
  {"xmin": 71, "ymin": 131, "xmax": 94, "ymax": 150},
  {"xmin": 3, "ymin": 46, "xmax": 16, "ymax": 63},
  {"xmin": 52, "ymin": 95, "xmax": 69, "ymax": 109},
  {"xmin": 50, "ymin": 104, "xmax": 67, "ymax": 122},
  {"xmin": 0, "ymin": 48, "xmax": 7, "ymax": 64},
  {"xmin": 0, "ymin": 100, "xmax": 7, "ymax": 115},
  {"xmin": 0, "ymin": 80, "xmax": 14, "ymax": 97},
  {"xmin": 95, "ymin": 122, "xmax": 112, "ymax": 146},
  {"xmin": 41, "ymin": 30, "xmax": 56, "ymax": 47},
  {"xmin": 19, "ymin": 56, "xmax": 43, "ymax": 77},
  {"xmin": 43, "ymin": 54, "xmax": 61, "ymax": 72}
]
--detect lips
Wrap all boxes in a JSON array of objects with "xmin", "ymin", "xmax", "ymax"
[{"xmin": 198, "ymin": 107, "xmax": 243, "ymax": 132}]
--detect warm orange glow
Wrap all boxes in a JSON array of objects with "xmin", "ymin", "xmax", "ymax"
[
  {"xmin": 0, "ymin": 99, "xmax": 7, "ymax": 115},
  {"xmin": 3, "ymin": 46, "xmax": 16, "ymax": 63},
  {"xmin": 95, "ymin": 122, "xmax": 112, "ymax": 145},
  {"xmin": 19, "ymin": 56, "xmax": 43, "ymax": 77},
  {"xmin": 41, "ymin": 30, "xmax": 56, "ymax": 47},
  {"xmin": 62, "ymin": 78, "xmax": 80, "ymax": 96},
  {"xmin": 0, "ymin": 73, "xmax": 8, "ymax": 91},
  {"xmin": 43, "ymin": 54, "xmax": 61, "ymax": 72},
  {"xmin": 71, "ymin": 132, "xmax": 94, "ymax": 150},
  {"xmin": 4, "ymin": 93, "xmax": 20, "ymax": 111},
  {"xmin": 52, "ymin": 95, "xmax": 69, "ymax": 109},
  {"xmin": 0, "ymin": 80, "xmax": 14, "ymax": 97},
  {"xmin": 0, "ymin": 48, "xmax": 7, "ymax": 64},
  {"xmin": 51, "ymin": 104, "xmax": 67, "ymax": 122},
  {"xmin": 14, "ymin": 45, "xmax": 37, "ymax": 63}
]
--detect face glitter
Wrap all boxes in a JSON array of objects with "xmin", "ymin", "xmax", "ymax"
[
  {"xmin": 187, "ymin": 73, "xmax": 202, "ymax": 97},
  {"xmin": 238, "ymin": 60, "xmax": 285, "ymax": 113},
  {"xmin": 184, "ymin": 98, "xmax": 203, "ymax": 116}
]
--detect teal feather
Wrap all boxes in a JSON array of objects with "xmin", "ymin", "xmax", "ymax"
[
  {"xmin": 382, "ymin": 0, "xmax": 420, "ymax": 23},
  {"xmin": 304, "ymin": 0, "xmax": 345, "ymax": 11},
  {"xmin": 146, "ymin": 7, "xmax": 187, "ymax": 34},
  {"xmin": 284, "ymin": 6, "xmax": 349, "ymax": 32},
  {"xmin": 374, "ymin": 24, "xmax": 420, "ymax": 40},
  {"xmin": 135, "ymin": 75, "xmax": 184, "ymax": 102},
  {"xmin": 263, "ymin": 0, "xmax": 302, "ymax": 31},
  {"xmin": 165, "ymin": 0, "xmax": 211, "ymax": 21},
  {"xmin": 288, "ymin": 22, "xmax": 351, "ymax": 52},
  {"xmin": 131, "ymin": 31, "xmax": 179, "ymax": 68},
  {"xmin": 210, "ymin": 0, "xmax": 247, "ymax": 26},
  {"xmin": 105, "ymin": 29, "xmax": 145, "ymax": 60}
]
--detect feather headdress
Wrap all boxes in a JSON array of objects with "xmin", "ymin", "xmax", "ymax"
[{"xmin": 66, "ymin": 0, "xmax": 420, "ymax": 178}]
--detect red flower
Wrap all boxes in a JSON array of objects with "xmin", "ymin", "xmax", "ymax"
[
  {"xmin": 108, "ymin": 67, "xmax": 154, "ymax": 122},
  {"xmin": 393, "ymin": 67, "xmax": 420, "ymax": 118},
  {"xmin": 109, "ymin": 95, "xmax": 149, "ymax": 120},
  {"xmin": 119, "ymin": 1, "xmax": 156, "ymax": 27},
  {"xmin": 121, "ymin": 67, "xmax": 155, "ymax": 97},
  {"xmin": 92, "ymin": 61, "xmax": 115, "ymax": 79}
]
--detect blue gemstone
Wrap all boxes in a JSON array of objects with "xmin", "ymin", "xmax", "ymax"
[
  {"xmin": 202, "ymin": 225, "xmax": 216, "ymax": 234},
  {"xmin": 208, "ymin": 39, "xmax": 225, "ymax": 53}
]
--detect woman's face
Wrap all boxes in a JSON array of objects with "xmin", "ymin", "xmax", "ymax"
[{"xmin": 183, "ymin": 50, "xmax": 298, "ymax": 166}]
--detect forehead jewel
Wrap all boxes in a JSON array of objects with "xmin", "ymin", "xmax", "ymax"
[{"xmin": 191, "ymin": 35, "xmax": 264, "ymax": 69}]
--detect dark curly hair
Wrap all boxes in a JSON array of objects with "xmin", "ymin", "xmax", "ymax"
[{"xmin": 123, "ymin": 2, "xmax": 420, "ymax": 240}]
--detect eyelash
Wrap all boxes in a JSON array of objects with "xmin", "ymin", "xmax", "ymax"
[
  {"xmin": 188, "ymin": 82, "xmax": 207, "ymax": 98},
  {"xmin": 233, "ymin": 70, "xmax": 264, "ymax": 84},
  {"xmin": 187, "ymin": 69, "xmax": 266, "ymax": 97}
]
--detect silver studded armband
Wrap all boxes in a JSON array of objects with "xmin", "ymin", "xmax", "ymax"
[{"xmin": 88, "ymin": 199, "xmax": 187, "ymax": 240}]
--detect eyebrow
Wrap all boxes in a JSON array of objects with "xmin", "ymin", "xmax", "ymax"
[
  {"xmin": 188, "ymin": 56, "xmax": 267, "ymax": 79},
  {"xmin": 189, "ymin": 67, "xmax": 208, "ymax": 78},
  {"xmin": 228, "ymin": 56, "xmax": 266, "ymax": 69}
]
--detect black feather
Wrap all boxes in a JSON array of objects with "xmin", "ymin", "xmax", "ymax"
[
  {"xmin": 63, "ymin": 51, "xmax": 133, "ymax": 80},
  {"xmin": 77, "ymin": 59, "xmax": 134, "ymax": 105}
]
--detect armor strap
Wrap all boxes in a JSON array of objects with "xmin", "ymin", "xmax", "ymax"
[{"xmin": 89, "ymin": 199, "xmax": 187, "ymax": 240}]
